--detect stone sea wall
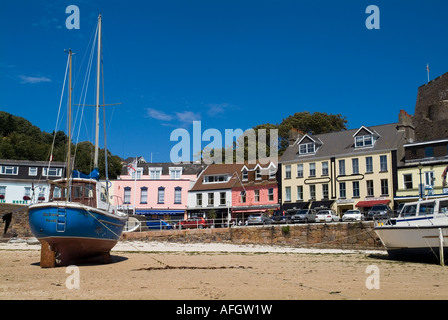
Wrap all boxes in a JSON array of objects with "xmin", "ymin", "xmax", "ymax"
[
  {"xmin": 122, "ymin": 222, "xmax": 383, "ymax": 250},
  {"xmin": 2, "ymin": 204, "xmax": 383, "ymax": 250}
]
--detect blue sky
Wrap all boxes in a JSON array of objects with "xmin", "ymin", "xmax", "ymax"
[{"xmin": 1, "ymin": 0, "xmax": 447, "ymax": 163}]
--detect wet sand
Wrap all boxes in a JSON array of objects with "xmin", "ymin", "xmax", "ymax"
[{"xmin": 0, "ymin": 241, "xmax": 447, "ymax": 300}]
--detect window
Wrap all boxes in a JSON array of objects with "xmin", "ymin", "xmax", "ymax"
[
  {"xmin": 140, "ymin": 187, "xmax": 148, "ymax": 204},
  {"xmin": 309, "ymin": 163, "xmax": 316, "ymax": 177},
  {"xmin": 149, "ymin": 168, "xmax": 162, "ymax": 180},
  {"xmin": 355, "ymin": 135, "xmax": 373, "ymax": 148},
  {"xmin": 309, "ymin": 185, "xmax": 316, "ymax": 200},
  {"xmin": 254, "ymin": 189, "xmax": 260, "ymax": 202},
  {"xmin": 366, "ymin": 157, "xmax": 373, "ymax": 173},
  {"xmin": 255, "ymin": 168, "xmax": 262, "ymax": 180},
  {"xmin": 366, "ymin": 180, "xmax": 374, "ymax": 197},
  {"xmin": 29, "ymin": 167, "xmax": 38, "ymax": 176},
  {"xmin": 297, "ymin": 164, "xmax": 303, "ymax": 178},
  {"xmin": 322, "ymin": 184, "xmax": 329, "ymax": 199},
  {"xmin": 1, "ymin": 166, "xmax": 18, "ymax": 175},
  {"xmin": 402, "ymin": 204, "xmax": 417, "ymax": 217},
  {"xmin": 169, "ymin": 167, "xmax": 182, "ymax": 180},
  {"xmin": 352, "ymin": 181, "xmax": 360, "ymax": 198},
  {"xmin": 124, "ymin": 187, "xmax": 131, "ymax": 204},
  {"xmin": 24, "ymin": 187, "xmax": 31, "ymax": 198},
  {"xmin": 158, "ymin": 187, "xmax": 165, "ymax": 204},
  {"xmin": 381, "ymin": 179, "xmax": 389, "ymax": 196},
  {"xmin": 174, "ymin": 187, "xmax": 182, "ymax": 204},
  {"xmin": 0, "ymin": 186, "xmax": 5, "ymax": 197},
  {"xmin": 196, "ymin": 194, "xmax": 202, "ymax": 206},
  {"xmin": 419, "ymin": 202, "xmax": 435, "ymax": 215},
  {"xmin": 285, "ymin": 165, "xmax": 291, "ymax": 179},
  {"xmin": 268, "ymin": 188, "xmax": 274, "ymax": 201},
  {"xmin": 204, "ymin": 175, "xmax": 228, "ymax": 183},
  {"xmin": 380, "ymin": 155, "xmax": 387, "ymax": 172},
  {"xmin": 297, "ymin": 186, "xmax": 303, "ymax": 201},
  {"xmin": 352, "ymin": 158, "xmax": 359, "ymax": 174},
  {"xmin": 43, "ymin": 167, "xmax": 62, "ymax": 177},
  {"xmin": 285, "ymin": 187, "xmax": 291, "ymax": 202},
  {"xmin": 339, "ymin": 160, "xmax": 345, "ymax": 176},
  {"xmin": 339, "ymin": 182, "xmax": 346, "ymax": 198},
  {"xmin": 269, "ymin": 167, "xmax": 276, "ymax": 179},
  {"xmin": 425, "ymin": 171, "xmax": 434, "ymax": 186},
  {"xmin": 424, "ymin": 147, "xmax": 434, "ymax": 158},
  {"xmin": 403, "ymin": 174, "xmax": 413, "ymax": 189},
  {"xmin": 322, "ymin": 162, "xmax": 328, "ymax": 176},
  {"xmin": 242, "ymin": 169, "xmax": 248, "ymax": 181},
  {"xmin": 131, "ymin": 168, "xmax": 143, "ymax": 180},
  {"xmin": 240, "ymin": 191, "xmax": 246, "ymax": 203},
  {"xmin": 299, "ymin": 142, "xmax": 316, "ymax": 154},
  {"xmin": 220, "ymin": 192, "xmax": 226, "ymax": 205},
  {"xmin": 208, "ymin": 193, "xmax": 214, "ymax": 206}
]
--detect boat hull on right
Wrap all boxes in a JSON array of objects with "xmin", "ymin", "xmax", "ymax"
[{"xmin": 374, "ymin": 197, "xmax": 448, "ymax": 263}]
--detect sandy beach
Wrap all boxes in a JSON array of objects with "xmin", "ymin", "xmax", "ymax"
[{"xmin": 0, "ymin": 240, "xmax": 447, "ymax": 300}]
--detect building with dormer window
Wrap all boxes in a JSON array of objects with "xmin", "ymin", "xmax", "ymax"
[{"xmin": 279, "ymin": 112, "xmax": 414, "ymax": 215}]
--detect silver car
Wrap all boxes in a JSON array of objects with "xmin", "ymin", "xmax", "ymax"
[{"xmin": 290, "ymin": 209, "xmax": 316, "ymax": 223}]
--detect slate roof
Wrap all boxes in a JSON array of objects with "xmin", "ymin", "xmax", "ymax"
[
  {"xmin": 280, "ymin": 123, "xmax": 406, "ymax": 163},
  {"xmin": 120, "ymin": 161, "xmax": 205, "ymax": 176}
]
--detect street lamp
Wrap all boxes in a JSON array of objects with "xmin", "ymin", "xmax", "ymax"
[{"xmin": 418, "ymin": 163, "xmax": 423, "ymax": 200}]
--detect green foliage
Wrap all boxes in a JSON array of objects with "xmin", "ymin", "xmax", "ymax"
[{"xmin": 0, "ymin": 111, "xmax": 122, "ymax": 179}]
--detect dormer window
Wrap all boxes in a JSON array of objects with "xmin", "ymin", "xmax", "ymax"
[
  {"xmin": 299, "ymin": 142, "xmax": 315, "ymax": 154},
  {"xmin": 353, "ymin": 126, "xmax": 378, "ymax": 149},
  {"xmin": 297, "ymin": 135, "xmax": 321, "ymax": 155},
  {"xmin": 242, "ymin": 169, "xmax": 248, "ymax": 181},
  {"xmin": 355, "ymin": 135, "xmax": 373, "ymax": 147}
]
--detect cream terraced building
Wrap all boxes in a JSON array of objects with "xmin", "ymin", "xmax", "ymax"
[{"xmin": 279, "ymin": 118, "xmax": 414, "ymax": 215}]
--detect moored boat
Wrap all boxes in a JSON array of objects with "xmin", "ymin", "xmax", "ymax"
[
  {"xmin": 374, "ymin": 197, "xmax": 448, "ymax": 262},
  {"xmin": 27, "ymin": 14, "xmax": 128, "ymax": 266}
]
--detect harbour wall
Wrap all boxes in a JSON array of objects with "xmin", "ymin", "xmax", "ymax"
[
  {"xmin": 1, "ymin": 204, "xmax": 383, "ymax": 250},
  {"xmin": 121, "ymin": 222, "xmax": 383, "ymax": 250}
]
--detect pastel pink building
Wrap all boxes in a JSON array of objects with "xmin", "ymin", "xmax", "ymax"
[
  {"xmin": 112, "ymin": 160, "xmax": 203, "ymax": 220},
  {"xmin": 231, "ymin": 162, "xmax": 279, "ymax": 220}
]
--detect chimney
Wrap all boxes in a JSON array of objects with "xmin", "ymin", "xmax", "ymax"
[
  {"xmin": 288, "ymin": 128, "xmax": 303, "ymax": 146},
  {"xmin": 397, "ymin": 110, "xmax": 415, "ymax": 142}
]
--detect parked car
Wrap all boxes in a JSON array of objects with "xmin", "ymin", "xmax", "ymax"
[
  {"xmin": 271, "ymin": 210, "xmax": 291, "ymax": 224},
  {"xmin": 146, "ymin": 218, "xmax": 173, "ymax": 230},
  {"xmin": 179, "ymin": 217, "xmax": 209, "ymax": 229},
  {"xmin": 315, "ymin": 209, "xmax": 339, "ymax": 223},
  {"xmin": 290, "ymin": 209, "xmax": 316, "ymax": 223},
  {"xmin": 247, "ymin": 213, "xmax": 272, "ymax": 225},
  {"xmin": 341, "ymin": 210, "xmax": 364, "ymax": 222},
  {"xmin": 367, "ymin": 204, "xmax": 393, "ymax": 220}
]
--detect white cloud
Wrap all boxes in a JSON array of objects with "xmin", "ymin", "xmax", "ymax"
[
  {"xmin": 206, "ymin": 103, "xmax": 238, "ymax": 117},
  {"xmin": 145, "ymin": 108, "xmax": 174, "ymax": 121},
  {"xmin": 175, "ymin": 111, "xmax": 201, "ymax": 124},
  {"xmin": 18, "ymin": 75, "xmax": 51, "ymax": 84}
]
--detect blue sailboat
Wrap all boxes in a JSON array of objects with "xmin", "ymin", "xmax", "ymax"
[{"xmin": 28, "ymin": 15, "xmax": 128, "ymax": 267}]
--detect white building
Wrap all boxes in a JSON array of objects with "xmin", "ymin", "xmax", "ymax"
[{"xmin": 0, "ymin": 159, "xmax": 66, "ymax": 205}]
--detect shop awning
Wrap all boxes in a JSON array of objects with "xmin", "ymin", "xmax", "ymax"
[
  {"xmin": 356, "ymin": 200, "xmax": 390, "ymax": 208},
  {"xmin": 135, "ymin": 209, "xmax": 185, "ymax": 215},
  {"xmin": 310, "ymin": 200, "xmax": 335, "ymax": 209},
  {"xmin": 282, "ymin": 202, "xmax": 309, "ymax": 211}
]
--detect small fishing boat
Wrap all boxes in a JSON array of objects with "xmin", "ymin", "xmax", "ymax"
[
  {"xmin": 374, "ymin": 197, "xmax": 448, "ymax": 262},
  {"xmin": 27, "ymin": 14, "xmax": 128, "ymax": 266}
]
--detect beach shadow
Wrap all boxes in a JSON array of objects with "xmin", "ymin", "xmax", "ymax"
[
  {"xmin": 31, "ymin": 254, "xmax": 128, "ymax": 268},
  {"xmin": 367, "ymin": 253, "xmax": 442, "ymax": 265}
]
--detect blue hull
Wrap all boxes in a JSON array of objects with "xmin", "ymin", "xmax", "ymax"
[{"xmin": 28, "ymin": 203, "xmax": 127, "ymax": 264}]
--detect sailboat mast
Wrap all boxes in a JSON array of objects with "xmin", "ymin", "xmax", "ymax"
[
  {"xmin": 66, "ymin": 49, "xmax": 73, "ymax": 201},
  {"xmin": 94, "ymin": 14, "xmax": 102, "ymax": 169}
]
